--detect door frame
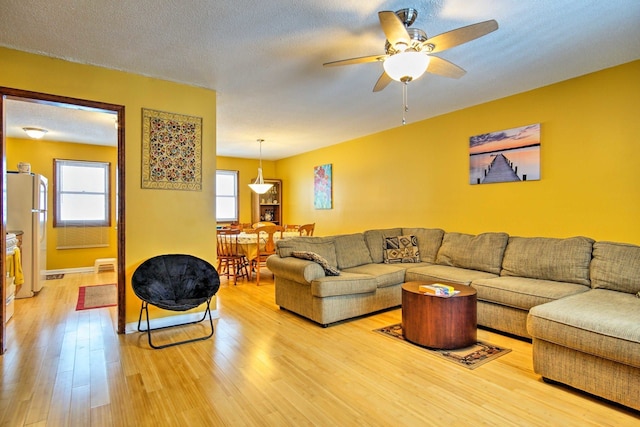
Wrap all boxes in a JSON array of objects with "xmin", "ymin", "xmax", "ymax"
[{"xmin": 0, "ymin": 87, "xmax": 126, "ymax": 353}]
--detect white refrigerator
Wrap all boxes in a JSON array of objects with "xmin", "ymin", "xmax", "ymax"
[{"xmin": 7, "ymin": 172, "xmax": 48, "ymax": 298}]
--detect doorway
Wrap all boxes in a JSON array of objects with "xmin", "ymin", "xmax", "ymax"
[{"xmin": 0, "ymin": 87, "xmax": 126, "ymax": 354}]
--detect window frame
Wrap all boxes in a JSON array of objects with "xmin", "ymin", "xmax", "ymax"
[
  {"xmin": 216, "ymin": 169, "xmax": 239, "ymax": 223},
  {"xmin": 53, "ymin": 158, "xmax": 111, "ymax": 227}
]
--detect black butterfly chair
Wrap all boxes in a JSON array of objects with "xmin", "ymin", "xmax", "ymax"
[{"xmin": 132, "ymin": 254, "xmax": 220, "ymax": 349}]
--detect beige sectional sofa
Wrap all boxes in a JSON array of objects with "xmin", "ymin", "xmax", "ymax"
[{"xmin": 266, "ymin": 227, "xmax": 640, "ymax": 411}]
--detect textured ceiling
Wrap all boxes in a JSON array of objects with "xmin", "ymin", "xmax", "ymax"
[{"xmin": 2, "ymin": 0, "xmax": 640, "ymax": 160}]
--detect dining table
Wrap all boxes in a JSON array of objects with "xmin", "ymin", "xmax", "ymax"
[{"xmin": 232, "ymin": 231, "xmax": 300, "ymax": 262}]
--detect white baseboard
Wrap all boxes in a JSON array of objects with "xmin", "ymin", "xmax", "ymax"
[
  {"xmin": 125, "ymin": 309, "xmax": 220, "ymax": 334},
  {"xmin": 46, "ymin": 267, "xmax": 94, "ymax": 275}
]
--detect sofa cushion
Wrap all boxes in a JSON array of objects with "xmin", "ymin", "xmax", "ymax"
[
  {"xmin": 291, "ymin": 251, "xmax": 340, "ymax": 276},
  {"xmin": 590, "ymin": 241, "xmax": 640, "ymax": 294},
  {"xmin": 276, "ymin": 237, "xmax": 338, "ymax": 267},
  {"xmin": 310, "ymin": 273, "xmax": 378, "ymax": 298},
  {"xmin": 435, "ymin": 232, "xmax": 509, "ymax": 274},
  {"xmin": 501, "ymin": 236, "xmax": 594, "ymax": 286},
  {"xmin": 402, "ymin": 228, "xmax": 445, "ymax": 263},
  {"xmin": 527, "ymin": 289, "xmax": 640, "ymax": 368},
  {"xmin": 383, "ymin": 235, "xmax": 420, "ymax": 264},
  {"xmin": 333, "ymin": 233, "xmax": 373, "ymax": 269},
  {"xmin": 405, "ymin": 264, "xmax": 498, "ymax": 285},
  {"xmin": 343, "ymin": 264, "xmax": 406, "ymax": 288},
  {"xmin": 471, "ymin": 276, "xmax": 590, "ymax": 311},
  {"xmin": 364, "ymin": 228, "xmax": 403, "ymax": 263}
]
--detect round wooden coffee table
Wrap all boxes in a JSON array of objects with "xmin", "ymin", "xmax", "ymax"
[{"xmin": 401, "ymin": 281, "xmax": 477, "ymax": 349}]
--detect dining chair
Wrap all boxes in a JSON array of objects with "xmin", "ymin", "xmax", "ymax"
[
  {"xmin": 298, "ymin": 223, "xmax": 315, "ymax": 236},
  {"xmin": 251, "ymin": 225, "xmax": 284, "ymax": 285},
  {"xmin": 216, "ymin": 228, "xmax": 250, "ymax": 285},
  {"xmin": 284, "ymin": 224, "xmax": 299, "ymax": 232}
]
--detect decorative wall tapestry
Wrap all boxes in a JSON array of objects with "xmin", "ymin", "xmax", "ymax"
[
  {"xmin": 469, "ymin": 123, "xmax": 540, "ymax": 185},
  {"xmin": 314, "ymin": 164, "xmax": 332, "ymax": 209},
  {"xmin": 141, "ymin": 108, "xmax": 202, "ymax": 190}
]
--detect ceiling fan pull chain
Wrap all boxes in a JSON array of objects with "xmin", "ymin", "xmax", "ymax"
[{"xmin": 402, "ymin": 81, "xmax": 408, "ymax": 125}]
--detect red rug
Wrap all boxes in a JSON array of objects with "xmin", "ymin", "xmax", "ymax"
[{"xmin": 76, "ymin": 284, "xmax": 117, "ymax": 310}]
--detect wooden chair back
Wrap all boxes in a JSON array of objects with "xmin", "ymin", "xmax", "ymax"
[
  {"xmin": 252, "ymin": 221, "xmax": 276, "ymax": 229},
  {"xmin": 284, "ymin": 224, "xmax": 299, "ymax": 232},
  {"xmin": 216, "ymin": 228, "xmax": 250, "ymax": 284},
  {"xmin": 251, "ymin": 225, "xmax": 284, "ymax": 285},
  {"xmin": 298, "ymin": 223, "xmax": 315, "ymax": 236},
  {"xmin": 253, "ymin": 225, "xmax": 284, "ymax": 256},
  {"xmin": 217, "ymin": 228, "xmax": 242, "ymax": 257}
]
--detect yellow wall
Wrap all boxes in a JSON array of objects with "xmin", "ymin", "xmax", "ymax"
[
  {"xmin": 1, "ymin": 47, "xmax": 217, "ymax": 323},
  {"xmin": 7, "ymin": 137, "xmax": 118, "ymax": 269},
  {"xmin": 275, "ymin": 61, "xmax": 640, "ymax": 244}
]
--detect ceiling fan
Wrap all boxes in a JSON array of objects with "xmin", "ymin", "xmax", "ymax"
[{"xmin": 323, "ymin": 8, "xmax": 499, "ymax": 93}]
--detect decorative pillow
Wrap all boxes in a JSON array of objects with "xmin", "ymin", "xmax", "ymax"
[
  {"xmin": 383, "ymin": 235, "xmax": 420, "ymax": 264},
  {"xmin": 364, "ymin": 228, "xmax": 403, "ymax": 263},
  {"xmin": 291, "ymin": 251, "xmax": 341, "ymax": 276}
]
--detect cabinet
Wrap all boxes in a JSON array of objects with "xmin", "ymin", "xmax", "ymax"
[{"xmin": 251, "ymin": 179, "xmax": 282, "ymax": 225}]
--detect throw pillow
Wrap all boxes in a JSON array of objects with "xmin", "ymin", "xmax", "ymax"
[
  {"xmin": 383, "ymin": 235, "xmax": 420, "ymax": 264},
  {"xmin": 291, "ymin": 251, "xmax": 341, "ymax": 276}
]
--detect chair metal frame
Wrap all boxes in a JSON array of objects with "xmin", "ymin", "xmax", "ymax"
[{"xmin": 137, "ymin": 298, "xmax": 215, "ymax": 349}]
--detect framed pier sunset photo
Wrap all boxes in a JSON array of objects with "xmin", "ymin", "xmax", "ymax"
[{"xmin": 469, "ymin": 123, "xmax": 540, "ymax": 185}]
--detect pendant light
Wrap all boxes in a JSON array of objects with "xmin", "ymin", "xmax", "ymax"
[{"xmin": 248, "ymin": 139, "xmax": 273, "ymax": 194}]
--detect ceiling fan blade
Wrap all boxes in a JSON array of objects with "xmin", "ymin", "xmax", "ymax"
[
  {"xmin": 378, "ymin": 11, "xmax": 410, "ymax": 49},
  {"xmin": 323, "ymin": 54, "xmax": 388, "ymax": 67},
  {"xmin": 426, "ymin": 56, "xmax": 466, "ymax": 79},
  {"xmin": 373, "ymin": 72, "xmax": 393, "ymax": 92},
  {"xmin": 425, "ymin": 20, "xmax": 498, "ymax": 54}
]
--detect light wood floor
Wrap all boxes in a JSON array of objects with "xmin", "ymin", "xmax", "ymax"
[{"xmin": 1, "ymin": 271, "xmax": 638, "ymax": 426}]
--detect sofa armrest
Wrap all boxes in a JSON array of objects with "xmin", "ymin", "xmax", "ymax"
[{"xmin": 266, "ymin": 255, "xmax": 326, "ymax": 284}]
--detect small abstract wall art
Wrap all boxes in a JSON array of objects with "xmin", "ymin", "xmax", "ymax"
[
  {"xmin": 314, "ymin": 164, "xmax": 332, "ymax": 209},
  {"xmin": 469, "ymin": 123, "xmax": 540, "ymax": 185},
  {"xmin": 141, "ymin": 108, "xmax": 202, "ymax": 190}
]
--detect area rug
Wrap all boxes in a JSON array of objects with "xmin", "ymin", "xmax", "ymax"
[
  {"xmin": 374, "ymin": 323, "xmax": 511, "ymax": 370},
  {"xmin": 76, "ymin": 284, "xmax": 117, "ymax": 311},
  {"xmin": 46, "ymin": 273, "xmax": 64, "ymax": 280}
]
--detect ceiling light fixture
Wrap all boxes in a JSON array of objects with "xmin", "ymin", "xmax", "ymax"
[
  {"xmin": 383, "ymin": 50, "xmax": 430, "ymax": 82},
  {"xmin": 22, "ymin": 127, "xmax": 48, "ymax": 139},
  {"xmin": 248, "ymin": 139, "xmax": 274, "ymax": 194},
  {"xmin": 383, "ymin": 50, "xmax": 431, "ymax": 126}
]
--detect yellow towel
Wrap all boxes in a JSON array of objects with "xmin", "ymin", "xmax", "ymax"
[{"xmin": 12, "ymin": 247, "xmax": 24, "ymax": 286}]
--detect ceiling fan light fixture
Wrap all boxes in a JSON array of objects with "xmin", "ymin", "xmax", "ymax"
[
  {"xmin": 23, "ymin": 127, "xmax": 48, "ymax": 139},
  {"xmin": 248, "ymin": 139, "xmax": 274, "ymax": 195},
  {"xmin": 383, "ymin": 50, "xmax": 430, "ymax": 82}
]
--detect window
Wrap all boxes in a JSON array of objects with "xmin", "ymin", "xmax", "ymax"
[
  {"xmin": 216, "ymin": 170, "xmax": 238, "ymax": 222},
  {"xmin": 54, "ymin": 159, "xmax": 111, "ymax": 227}
]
